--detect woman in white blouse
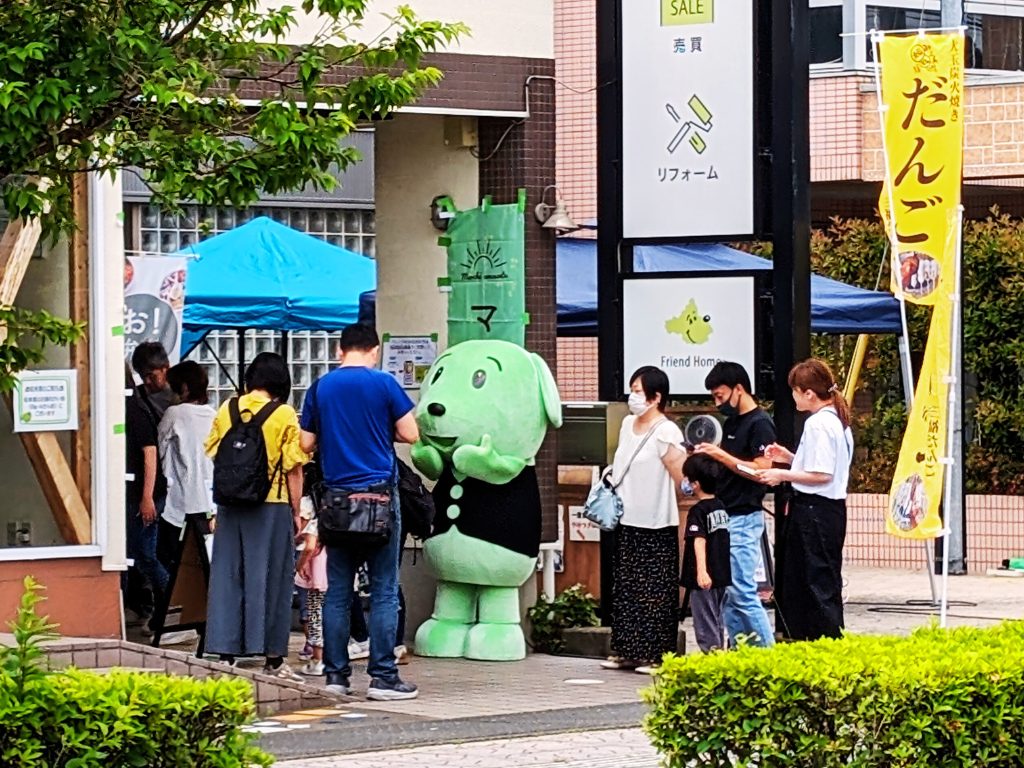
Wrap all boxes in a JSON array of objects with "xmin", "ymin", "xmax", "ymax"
[
  {"xmin": 758, "ymin": 358, "xmax": 854, "ymax": 641},
  {"xmin": 601, "ymin": 366, "xmax": 686, "ymax": 673}
]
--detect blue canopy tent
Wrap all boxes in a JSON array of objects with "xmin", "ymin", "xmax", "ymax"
[
  {"xmin": 556, "ymin": 239, "xmax": 902, "ymax": 335},
  {"xmin": 179, "ymin": 217, "xmax": 376, "ymax": 356}
]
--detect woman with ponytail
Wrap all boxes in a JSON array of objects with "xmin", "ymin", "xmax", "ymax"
[{"xmin": 758, "ymin": 359, "xmax": 854, "ymax": 641}]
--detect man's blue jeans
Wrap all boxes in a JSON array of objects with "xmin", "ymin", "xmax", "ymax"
[
  {"xmin": 125, "ymin": 500, "xmax": 169, "ymax": 608},
  {"xmin": 323, "ymin": 489, "xmax": 402, "ymax": 682},
  {"xmin": 724, "ymin": 511, "xmax": 775, "ymax": 647}
]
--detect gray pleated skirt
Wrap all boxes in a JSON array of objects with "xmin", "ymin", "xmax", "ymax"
[{"xmin": 206, "ymin": 502, "xmax": 294, "ymax": 658}]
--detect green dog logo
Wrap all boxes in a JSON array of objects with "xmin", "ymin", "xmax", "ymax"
[{"xmin": 666, "ymin": 298, "xmax": 713, "ymax": 344}]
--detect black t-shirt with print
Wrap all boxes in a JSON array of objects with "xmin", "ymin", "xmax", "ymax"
[
  {"xmin": 718, "ymin": 407, "xmax": 777, "ymax": 514},
  {"xmin": 680, "ymin": 498, "xmax": 732, "ymax": 589}
]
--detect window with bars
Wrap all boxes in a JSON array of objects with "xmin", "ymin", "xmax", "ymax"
[{"xmin": 128, "ymin": 203, "xmax": 376, "ymax": 411}]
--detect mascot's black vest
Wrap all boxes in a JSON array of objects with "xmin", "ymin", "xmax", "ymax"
[{"xmin": 430, "ymin": 466, "xmax": 542, "ymax": 558}]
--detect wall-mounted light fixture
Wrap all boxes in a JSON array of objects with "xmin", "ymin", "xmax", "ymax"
[
  {"xmin": 430, "ymin": 195, "xmax": 457, "ymax": 231},
  {"xmin": 534, "ymin": 185, "xmax": 579, "ymax": 233}
]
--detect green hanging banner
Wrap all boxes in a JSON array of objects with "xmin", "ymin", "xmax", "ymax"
[{"xmin": 441, "ymin": 192, "xmax": 528, "ymax": 347}]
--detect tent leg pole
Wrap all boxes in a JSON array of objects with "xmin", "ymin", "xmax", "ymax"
[{"xmin": 237, "ymin": 329, "xmax": 245, "ymax": 395}]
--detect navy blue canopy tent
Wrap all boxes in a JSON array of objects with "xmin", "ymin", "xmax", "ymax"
[
  {"xmin": 179, "ymin": 217, "xmax": 376, "ymax": 355},
  {"xmin": 557, "ymin": 239, "xmax": 901, "ymax": 335}
]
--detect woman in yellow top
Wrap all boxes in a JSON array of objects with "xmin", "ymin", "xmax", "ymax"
[{"xmin": 204, "ymin": 352, "xmax": 309, "ymax": 680}]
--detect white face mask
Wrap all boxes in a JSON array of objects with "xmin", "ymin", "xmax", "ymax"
[{"xmin": 627, "ymin": 391, "xmax": 653, "ymax": 416}]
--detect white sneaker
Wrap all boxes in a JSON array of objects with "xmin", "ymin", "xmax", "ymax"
[
  {"xmin": 635, "ymin": 664, "xmax": 659, "ymax": 676},
  {"xmin": 264, "ymin": 661, "xmax": 304, "ymax": 683},
  {"xmin": 395, "ymin": 644, "xmax": 410, "ymax": 665},
  {"xmin": 348, "ymin": 639, "xmax": 370, "ymax": 660},
  {"xmin": 300, "ymin": 660, "xmax": 325, "ymax": 676}
]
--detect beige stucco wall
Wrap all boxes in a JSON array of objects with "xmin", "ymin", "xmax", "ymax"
[
  {"xmin": 374, "ymin": 114, "xmax": 478, "ymax": 358},
  {"xmin": 270, "ymin": 0, "xmax": 555, "ymax": 60}
]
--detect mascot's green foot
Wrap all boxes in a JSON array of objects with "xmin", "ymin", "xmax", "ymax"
[
  {"xmin": 465, "ymin": 622, "xmax": 526, "ymax": 661},
  {"xmin": 414, "ymin": 618, "xmax": 472, "ymax": 658}
]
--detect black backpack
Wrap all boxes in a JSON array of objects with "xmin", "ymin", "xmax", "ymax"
[
  {"xmin": 212, "ymin": 398, "xmax": 283, "ymax": 507},
  {"xmin": 397, "ymin": 459, "xmax": 435, "ymax": 540}
]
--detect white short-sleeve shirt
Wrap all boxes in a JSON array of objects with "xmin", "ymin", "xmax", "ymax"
[
  {"xmin": 612, "ymin": 415, "xmax": 685, "ymax": 529},
  {"xmin": 791, "ymin": 406, "xmax": 854, "ymax": 499}
]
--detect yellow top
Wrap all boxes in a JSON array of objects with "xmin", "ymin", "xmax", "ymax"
[{"xmin": 205, "ymin": 392, "xmax": 309, "ymax": 504}]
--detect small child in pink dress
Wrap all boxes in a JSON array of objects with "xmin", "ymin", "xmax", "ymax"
[{"xmin": 295, "ymin": 515, "xmax": 329, "ymax": 676}]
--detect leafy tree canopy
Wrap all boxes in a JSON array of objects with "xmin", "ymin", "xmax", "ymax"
[
  {"xmin": 0, "ymin": 0, "xmax": 465, "ymax": 391},
  {"xmin": 0, "ymin": 0, "xmax": 467, "ymax": 234}
]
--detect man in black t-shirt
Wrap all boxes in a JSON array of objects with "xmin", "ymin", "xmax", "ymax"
[
  {"xmin": 124, "ymin": 346, "xmax": 170, "ymax": 622},
  {"xmin": 693, "ymin": 362, "xmax": 776, "ymax": 647}
]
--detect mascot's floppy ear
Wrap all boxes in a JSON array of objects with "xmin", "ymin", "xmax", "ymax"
[{"xmin": 530, "ymin": 353, "xmax": 563, "ymax": 428}]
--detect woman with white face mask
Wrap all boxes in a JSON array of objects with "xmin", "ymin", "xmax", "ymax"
[{"xmin": 601, "ymin": 366, "xmax": 687, "ymax": 674}]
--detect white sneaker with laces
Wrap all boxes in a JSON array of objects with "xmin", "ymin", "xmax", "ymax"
[{"xmin": 348, "ymin": 639, "xmax": 370, "ymax": 660}]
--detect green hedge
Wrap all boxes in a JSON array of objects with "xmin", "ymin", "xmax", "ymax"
[
  {"xmin": 0, "ymin": 578, "xmax": 269, "ymax": 768},
  {"xmin": 644, "ymin": 622, "xmax": 1024, "ymax": 767},
  {"xmin": 0, "ymin": 670, "xmax": 270, "ymax": 768}
]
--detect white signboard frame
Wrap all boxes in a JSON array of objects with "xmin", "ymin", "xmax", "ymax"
[
  {"xmin": 621, "ymin": 273, "xmax": 758, "ymax": 396},
  {"xmin": 13, "ymin": 369, "xmax": 79, "ymax": 433},
  {"xmin": 621, "ymin": 1, "xmax": 757, "ymax": 240},
  {"xmin": 381, "ymin": 335, "xmax": 439, "ymax": 390}
]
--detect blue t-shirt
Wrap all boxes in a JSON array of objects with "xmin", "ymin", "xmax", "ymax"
[{"xmin": 300, "ymin": 367, "xmax": 415, "ymax": 488}]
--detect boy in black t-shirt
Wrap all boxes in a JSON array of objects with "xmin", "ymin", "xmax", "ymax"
[{"xmin": 680, "ymin": 454, "xmax": 731, "ymax": 653}]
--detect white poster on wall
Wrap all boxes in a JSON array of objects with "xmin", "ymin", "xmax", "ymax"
[
  {"xmin": 622, "ymin": 275, "xmax": 756, "ymax": 395},
  {"xmin": 123, "ymin": 256, "xmax": 188, "ymax": 365},
  {"xmin": 12, "ymin": 369, "xmax": 78, "ymax": 433},
  {"xmin": 621, "ymin": 1, "xmax": 756, "ymax": 239}
]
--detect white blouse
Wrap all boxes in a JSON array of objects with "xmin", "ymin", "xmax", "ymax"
[
  {"xmin": 611, "ymin": 415, "xmax": 685, "ymax": 529},
  {"xmin": 791, "ymin": 406, "xmax": 854, "ymax": 499}
]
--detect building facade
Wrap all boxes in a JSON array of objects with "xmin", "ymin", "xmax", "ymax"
[{"xmin": 0, "ymin": 1, "xmax": 559, "ymax": 637}]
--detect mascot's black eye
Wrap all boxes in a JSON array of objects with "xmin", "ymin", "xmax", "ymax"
[
  {"xmin": 472, "ymin": 370, "xmax": 487, "ymax": 389},
  {"xmin": 431, "ymin": 367, "xmax": 444, "ymax": 385},
  {"xmin": 703, "ymin": 315, "xmax": 711, "ymax": 322}
]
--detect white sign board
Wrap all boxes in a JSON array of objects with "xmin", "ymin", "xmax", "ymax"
[
  {"xmin": 124, "ymin": 256, "xmax": 188, "ymax": 364},
  {"xmin": 621, "ymin": 1, "xmax": 755, "ymax": 239},
  {"xmin": 13, "ymin": 370, "xmax": 78, "ymax": 432},
  {"xmin": 382, "ymin": 335, "xmax": 438, "ymax": 390},
  {"xmin": 622, "ymin": 275, "xmax": 756, "ymax": 395}
]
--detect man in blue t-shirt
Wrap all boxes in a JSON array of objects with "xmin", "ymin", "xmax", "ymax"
[{"xmin": 300, "ymin": 323, "xmax": 420, "ymax": 701}]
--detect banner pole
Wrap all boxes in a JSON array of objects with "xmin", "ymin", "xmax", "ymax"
[{"xmin": 939, "ymin": 205, "xmax": 965, "ymax": 628}]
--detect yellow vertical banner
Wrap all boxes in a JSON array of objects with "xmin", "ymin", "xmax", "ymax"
[
  {"xmin": 878, "ymin": 32, "xmax": 964, "ymax": 306},
  {"xmin": 887, "ymin": 273, "xmax": 952, "ymax": 538}
]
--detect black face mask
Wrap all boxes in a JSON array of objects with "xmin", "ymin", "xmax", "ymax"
[{"xmin": 717, "ymin": 388, "xmax": 740, "ymax": 418}]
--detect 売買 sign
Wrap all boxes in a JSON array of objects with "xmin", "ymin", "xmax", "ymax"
[{"xmin": 621, "ymin": 1, "xmax": 756, "ymax": 240}]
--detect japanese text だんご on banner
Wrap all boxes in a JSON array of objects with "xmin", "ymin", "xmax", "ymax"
[{"xmin": 877, "ymin": 32, "xmax": 965, "ymax": 306}]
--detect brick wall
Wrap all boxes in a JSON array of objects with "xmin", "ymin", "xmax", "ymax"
[
  {"xmin": 477, "ymin": 65, "xmax": 560, "ymax": 541},
  {"xmin": 554, "ymin": 0, "xmax": 597, "ymax": 225},
  {"xmin": 865, "ymin": 81, "xmax": 1024, "ymax": 181},
  {"xmin": 556, "ymin": 336, "xmax": 598, "ymax": 401},
  {"xmin": 810, "ymin": 75, "xmax": 870, "ymax": 182},
  {"xmin": 845, "ymin": 494, "xmax": 1024, "ymax": 573}
]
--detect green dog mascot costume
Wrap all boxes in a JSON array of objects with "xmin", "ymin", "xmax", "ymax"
[{"xmin": 411, "ymin": 340, "xmax": 562, "ymax": 661}]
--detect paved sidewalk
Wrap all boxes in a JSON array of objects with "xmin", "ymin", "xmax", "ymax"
[
  {"xmin": 275, "ymin": 728, "xmax": 657, "ymax": 768},
  {"xmin": 256, "ymin": 565, "xmax": 1024, "ymax": 760}
]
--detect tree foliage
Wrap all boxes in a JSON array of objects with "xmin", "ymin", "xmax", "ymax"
[{"xmin": 0, "ymin": 0, "xmax": 466, "ymax": 388}]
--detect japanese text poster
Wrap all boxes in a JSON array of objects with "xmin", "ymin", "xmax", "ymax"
[{"xmin": 124, "ymin": 256, "xmax": 188, "ymax": 365}]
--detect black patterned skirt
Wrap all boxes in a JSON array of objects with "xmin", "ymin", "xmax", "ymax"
[{"xmin": 610, "ymin": 524, "xmax": 679, "ymax": 662}]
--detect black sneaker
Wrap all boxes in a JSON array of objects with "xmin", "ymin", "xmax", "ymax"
[
  {"xmin": 367, "ymin": 676, "xmax": 419, "ymax": 701},
  {"xmin": 324, "ymin": 672, "xmax": 351, "ymax": 696}
]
